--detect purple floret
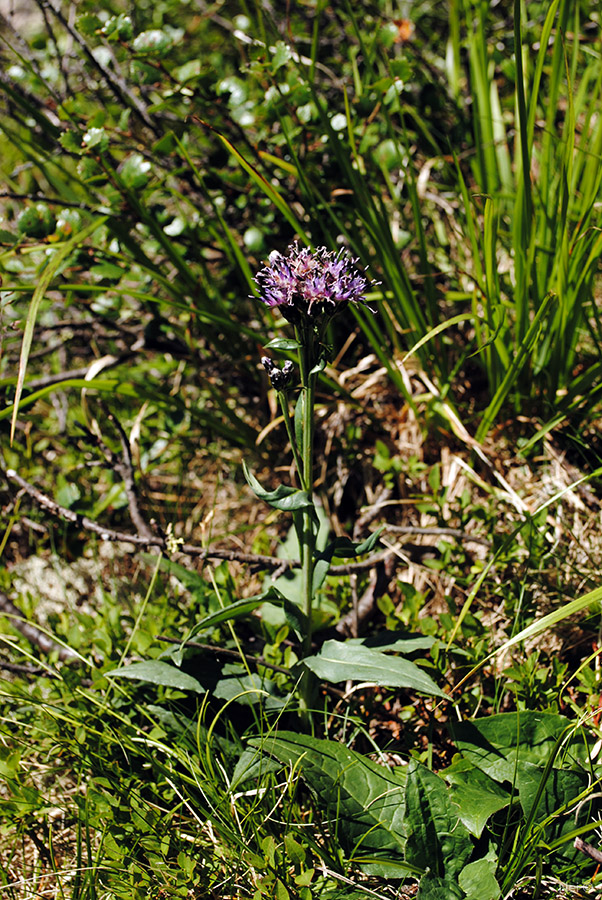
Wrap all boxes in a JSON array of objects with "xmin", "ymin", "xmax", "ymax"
[{"xmin": 255, "ymin": 242, "xmax": 374, "ymax": 324}]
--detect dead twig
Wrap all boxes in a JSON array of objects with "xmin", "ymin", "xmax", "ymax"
[
  {"xmin": 4, "ymin": 468, "xmax": 393, "ymax": 574},
  {"xmin": 4, "ymin": 469, "xmax": 490, "ymax": 578},
  {"xmin": 573, "ymin": 836, "xmax": 602, "ymax": 864}
]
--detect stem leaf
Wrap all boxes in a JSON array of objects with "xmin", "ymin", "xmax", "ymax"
[{"xmin": 242, "ymin": 461, "xmax": 313, "ymax": 511}]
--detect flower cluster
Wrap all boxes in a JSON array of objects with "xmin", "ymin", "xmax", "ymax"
[{"xmin": 254, "ymin": 242, "xmax": 374, "ymax": 325}]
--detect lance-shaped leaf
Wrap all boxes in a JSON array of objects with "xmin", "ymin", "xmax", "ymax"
[
  {"xmin": 300, "ymin": 640, "xmax": 446, "ymax": 697},
  {"xmin": 312, "ymin": 527, "xmax": 384, "ymax": 593},
  {"xmin": 242, "ymin": 461, "xmax": 313, "ymax": 512},
  {"xmin": 248, "ymin": 730, "xmax": 411, "ymax": 874},
  {"xmin": 404, "ymin": 761, "xmax": 472, "ymax": 884},
  {"xmin": 105, "ymin": 660, "xmax": 204, "ymax": 693},
  {"xmin": 264, "ymin": 337, "xmax": 300, "ymax": 351},
  {"xmin": 184, "ymin": 587, "xmax": 306, "ymax": 641},
  {"xmin": 316, "ymin": 528, "xmax": 384, "ymax": 562}
]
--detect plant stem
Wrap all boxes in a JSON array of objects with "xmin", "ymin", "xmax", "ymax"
[
  {"xmin": 276, "ymin": 389, "xmax": 303, "ymax": 481},
  {"xmin": 296, "ymin": 324, "xmax": 317, "ymax": 658}
]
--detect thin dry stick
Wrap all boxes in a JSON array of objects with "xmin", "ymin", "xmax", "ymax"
[
  {"xmin": 3, "ymin": 468, "xmax": 392, "ymax": 574},
  {"xmin": 4, "ymin": 470, "xmax": 488, "ymax": 575},
  {"xmin": 93, "ymin": 410, "xmax": 154, "ymax": 541},
  {"xmin": 573, "ymin": 836, "xmax": 602, "ymax": 864}
]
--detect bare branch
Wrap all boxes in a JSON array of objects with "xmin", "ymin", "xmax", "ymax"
[
  {"xmin": 4, "ymin": 468, "xmax": 394, "ymax": 574},
  {"xmin": 574, "ymin": 836, "xmax": 602, "ymax": 864}
]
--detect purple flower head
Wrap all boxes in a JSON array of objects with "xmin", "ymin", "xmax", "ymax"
[{"xmin": 255, "ymin": 242, "xmax": 375, "ymax": 325}]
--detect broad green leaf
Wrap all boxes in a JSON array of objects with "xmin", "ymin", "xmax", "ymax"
[
  {"xmin": 242, "ymin": 461, "xmax": 313, "ymax": 512},
  {"xmin": 347, "ymin": 632, "xmax": 434, "ymax": 654},
  {"xmin": 449, "ymin": 712, "xmax": 576, "ymax": 783},
  {"xmin": 417, "ymin": 873, "xmax": 463, "ymax": 900},
  {"xmin": 230, "ymin": 748, "xmax": 281, "ymax": 791},
  {"xmin": 301, "ymin": 640, "xmax": 446, "ymax": 697},
  {"xmin": 186, "ymin": 593, "xmax": 282, "ymax": 640},
  {"xmin": 458, "ymin": 849, "xmax": 501, "ymax": 900},
  {"xmin": 516, "ymin": 760, "xmax": 589, "ymax": 824},
  {"xmin": 271, "ymin": 40, "xmax": 292, "ymax": 72},
  {"xmin": 444, "ymin": 760, "xmax": 510, "ymax": 836},
  {"xmin": 213, "ymin": 672, "xmax": 275, "ymax": 706},
  {"xmin": 106, "ymin": 661, "xmax": 204, "ymax": 693},
  {"xmin": 119, "ymin": 153, "xmax": 152, "ymax": 189},
  {"xmin": 405, "ymin": 760, "xmax": 472, "ymax": 882},
  {"xmin": 248, "ymin": 731, "xmax": 410, "ymax": 872}
]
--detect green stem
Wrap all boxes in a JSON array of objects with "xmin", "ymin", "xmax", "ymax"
[
  {"xmin": 296, "ymin": 325, "xmax": 317, "ymax": 659},
  {"xmin": 276, "ymin": 389, "xmax": 303, "ymax": 482}
]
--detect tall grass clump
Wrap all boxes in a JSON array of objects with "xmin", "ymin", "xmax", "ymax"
[{"xmin": 450, "ymin": 0, "xmax": 602, "ymax": 437}]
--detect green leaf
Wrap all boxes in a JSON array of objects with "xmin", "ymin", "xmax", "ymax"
[
  {"xmin": 213, "ymin": 672, "xmax": 275, "ymax": 706},
  {"xmin": 59, "ymin": 131, "xmax": 84, "ymax": 156},
  {"xmin": 242, "ymin": 461, "xmax": 313, "ymax": 512},
  {"xmin": 76, "ymin": 13, "xmax": 102, "ymax": 35},
  {"xmin": 405, "ymin": 760, "xmax": 472, "ymax": 882},
  {"xmin": 444, "ymin": 760, "xmax": 510, "ymax": 836},
  {"xmin": 348, "ymin": 632, "xmax": 435, "ymax": 654},
  {"xmin": 105, "ymin": 661, "xmax": 204, "ymax": 693},
  {"xmin": 301, "ymin": 640, "xmax": 446, "ymax": 697},
  {"xmin": 516, "ymin": 760, "xmax": 588, "ymax": 824},
  {"xmin": 458, "ymin": 850, "xmax": 501, "ymax": 900},
  {"xmin": 449, "ymin": 712, "xmax": 576, "ymax": 783},
  {"xmin": 271, "ymin": 40, "xmax": 292, "ymax": 72},
  {"xmin": 248, "ymin": 731, "xmax": 410, "ymax": 872},
  {"xmin": 143, "ymin": 554, "xmax": 209, "ymax": 595},
  {"xmin": 417, "ymin": 873, "xmax": 463, "ymax": 900},
  {"xmin": 90, "ymin": 263, "xmax": 123, "ymax": 280},
  {"xmin": 82, "ymin": 127, "xmax": 109, "ymax": 152},
  {"xmin": 120, "ymin": 153, "xmax": 152, "ymax": 189},
  {"xmin": 294, "ymin": 391, "xmax": 304, "ymax": 453},
  {"xmin": 316, "ymin": 528, "xmax": 383, "ymax": 561},
  {"xmin": 131, "ymin": 29, "xmax": 174, "ymax": 57},
  {"xmin": 186, "ymin": 594, "xmax": 280, "ymax": 640},
  {"xmin": 265, "ymin": 338, "xmax": 300, "ymax": 351},
  {"xmin": 266, "ymin": 507, "xmax": 330, "ymax": 608},
  {"xmin": 10, "ymin": 216, "xmax": 108, "ymax": 442},
  {"xmin": 309, "ymin": 356, "xmax": 326, "ymax": 376}
]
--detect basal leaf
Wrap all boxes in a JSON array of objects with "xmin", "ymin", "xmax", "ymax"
[
  {"xmin": 347, "ymin": 632, "xmax": 435, "ymax": 654},
  {"xmin": 444, "ymin": 760, "xmax": 510, "ymax": 836},
  {"xmin": 416, "ymin": 872, "xmax": 463, "ymax": 900},
  {"xmin": 405, "ymin": 760, "xmax": 472, "ymax": 882},
  {"xmin": 105, "ymin": 661, "xmax": 204, "ymax": 693},
  {"xmin": 249, "ymin": 731, "xmax": 409, "ymax": 872},
  {"xmin": 186, "ymin": 592, "xmax": 284, "ymax": 640},
  {"xmin": 458, "ymin": 849, "xmax": 501, "ymax": 900},
  {"xmin": 449, "ymin": 712, "xmax": 577, "ymax": 783},
  {"xmin": 301, "ymin": 640, "xmax": 446, "ymax": 697}
]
